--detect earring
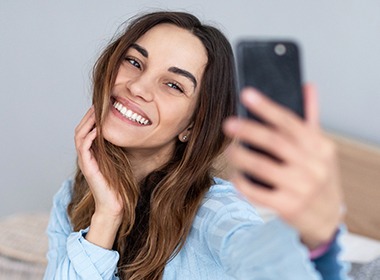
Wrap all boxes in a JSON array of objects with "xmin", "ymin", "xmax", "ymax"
[{"xmin": 182, "ymin": 135, "xmax": 188, "ymax": 141}]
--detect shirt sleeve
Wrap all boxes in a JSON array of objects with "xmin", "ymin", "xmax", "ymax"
[
  {"xmin": 312, "ymin": 227, "xmax": 352, "ymax": 280},
  {"xmin": 43, "ymin": 180, "xmax": 120, "ymax": 280},
  {"xmin": 204, "ymin": 197, "xmax": 350, "ymax": 280}
]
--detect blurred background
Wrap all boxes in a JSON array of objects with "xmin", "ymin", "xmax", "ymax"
[{"xmin": 1, "ymin": 0, "xmax": 379, "ymax": 217}]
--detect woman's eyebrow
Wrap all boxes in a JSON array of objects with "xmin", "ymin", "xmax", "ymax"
[
  {"xmin": 168, "ymin": 66, "xmax": 197, "ymax": 89},
  {"xmin": 131, "ymin": 43, "xmax": 148, "ymax": 58},
  {"xmin": 130, "ymin": 43, "xmax": 197, "ymax": 89}
]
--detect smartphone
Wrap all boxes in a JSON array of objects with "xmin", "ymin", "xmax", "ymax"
[{"xmin": 235, "ymin": 40, "xmax": 304, "ymax": 189}]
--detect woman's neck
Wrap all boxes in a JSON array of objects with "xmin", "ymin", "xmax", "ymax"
[{"xmin": 127, "ymin": 146, "xmax": 174, "ymax": 182}]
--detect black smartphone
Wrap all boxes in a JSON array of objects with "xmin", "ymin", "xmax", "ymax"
[{"xmin": 235, "ymin": 40, "xmax": 304, "ymax": 189}]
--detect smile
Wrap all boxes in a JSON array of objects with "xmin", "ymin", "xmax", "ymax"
[{"xmin": 112, "ymin": 100, "xmax": 151, "ymax": 125}]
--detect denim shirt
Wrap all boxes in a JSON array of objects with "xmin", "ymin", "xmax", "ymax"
[{"xmin": 44, "ymin": 178, "xmax": 350, "ymax": 279}]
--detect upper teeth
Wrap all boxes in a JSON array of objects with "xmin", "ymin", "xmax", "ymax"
[{"xmin": 113, "ymin": 101, "xmax": 150, "ymax": 125}]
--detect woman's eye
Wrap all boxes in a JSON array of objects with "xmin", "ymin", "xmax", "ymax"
[
  {"xmin": 125, "ymin": 57, "xmax": 141, "ymax": 69},
  {"xmin": 166, "ymin": 82, "xmax": 184, "ymax": 93}
]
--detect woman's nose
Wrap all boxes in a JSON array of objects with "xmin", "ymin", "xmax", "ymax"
[{"xmin": 126, "ymin": 75, "xmax": 154, "ymax": 102}]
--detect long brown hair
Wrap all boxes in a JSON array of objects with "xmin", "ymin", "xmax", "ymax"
[{"xmin": 68, "ymin": 11, "xmax": 236, "ymax": 279}]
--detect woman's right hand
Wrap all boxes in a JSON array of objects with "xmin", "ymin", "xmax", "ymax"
[
  {"xmin": 74, "ymin": 106, "xmax": 123, "ymax": 248},
  {"xmin": 223, "ymin": 86, "xmax": 343, "ymax": 250}
]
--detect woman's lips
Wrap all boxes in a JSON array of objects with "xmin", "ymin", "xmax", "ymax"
[{"xmin": 111, "ymin": 96, "xmax": 151, "ymax": 125}]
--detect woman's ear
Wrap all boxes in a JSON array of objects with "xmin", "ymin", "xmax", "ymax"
[{"xmin": 178, "ymin": 122, "xmax": 194, "ymax": 143}]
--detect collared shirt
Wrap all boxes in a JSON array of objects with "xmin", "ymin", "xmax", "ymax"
[{"xmin": 44, "ymin": 178, "xmax": 350, "ymax": 279}]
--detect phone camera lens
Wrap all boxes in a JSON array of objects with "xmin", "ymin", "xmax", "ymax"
[{"xmin": 274, "ymin": 44, "xmax": 286, "ymax": 56}]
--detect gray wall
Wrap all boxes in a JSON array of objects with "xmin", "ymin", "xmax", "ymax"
[{"xmin": 1, "ymin": 0, "xmax": 379, "ymax": 217}]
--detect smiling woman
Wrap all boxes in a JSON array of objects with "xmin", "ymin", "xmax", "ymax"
[
  {"xmin": 44, "ymin": 11, "xmax": 236, "ymax": 280},
  {"xmin": 43, "ymin": 11, "xmax": 350, "ymax": 280},
  {"xmin": 101, "ymin": 23, "xmax": 206, "ymax": 164}
]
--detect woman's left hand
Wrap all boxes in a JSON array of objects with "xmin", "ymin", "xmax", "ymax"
[{"xmin": 223, "ymin": 84, "xmax": 344, "ymax": 249}]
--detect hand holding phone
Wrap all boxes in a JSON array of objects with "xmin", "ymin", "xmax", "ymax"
[{"xmin": 225, "ymin": 41, "xmax": 343, "ymax": 250}]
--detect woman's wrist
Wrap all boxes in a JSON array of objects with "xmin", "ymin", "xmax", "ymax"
[
  {"xmin": 86, "ymin": 212, "xmax": 122, "ymax": 249},
  {"xmin": 308, "ymin": 229, "xmax": 338, "ymax": 260}
]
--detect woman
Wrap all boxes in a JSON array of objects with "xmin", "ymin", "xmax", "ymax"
[{"xmin": 44, "ymin": 11, "xmax": 349, "ymax": 279}]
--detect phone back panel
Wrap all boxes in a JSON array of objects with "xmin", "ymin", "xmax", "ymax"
[
  {"xmin": 236, "ymin": 40, "xmax": 304, "ymax": 119},
  {"xmin": 235, "ymin": 40, "xmax": 304, "ymax": 188}
]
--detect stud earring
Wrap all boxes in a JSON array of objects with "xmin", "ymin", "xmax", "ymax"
[{"xmin": 182, "ymin": 135, "xmax": 188, "ymax": 141}]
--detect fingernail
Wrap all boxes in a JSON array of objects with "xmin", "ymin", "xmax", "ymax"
[
  {"xmin": 242, "ymin": 88, "xmax": 260, "ymax": 105},
  {"xmin": 223, "ymin": 118, "xmax": 239, "ymax": 133}
]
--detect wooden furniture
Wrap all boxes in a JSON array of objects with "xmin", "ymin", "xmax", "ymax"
[{"xmin": 331, "ymin": 134, "xmax": 380, "ymax": 241}]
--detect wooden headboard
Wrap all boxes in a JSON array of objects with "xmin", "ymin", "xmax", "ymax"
[
  {"xmin": 330, "ymin": 134, "xmax": 380, "ymax": 241},
  {"xmin": 213, "ymin": 133, "xmax": 380, "ymax": 240}
]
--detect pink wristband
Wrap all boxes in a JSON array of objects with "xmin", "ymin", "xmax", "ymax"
[
  {"xmin": 309, "ymin": 228, "xmax": 341, "ymax": 260},
  {"xmin": 309, "ymin": 241, "xmax": 332, "ymax": 259}
]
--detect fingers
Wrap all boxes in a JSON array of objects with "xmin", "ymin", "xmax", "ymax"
[
  {"xmin": 239, "ymin": 87, "xmax": 327, "ymax": 156},
  {"xmin": 240, "ymin": 88, "xmax": 306, "ymax": 139},
  {"xmin": 224, "ymin": 117, "xmax": 303, "ymax": 164},
  {"xmin": 75, "ymin": 106, "xmax": 95, "ymax": 140},
  {"xmin": 225, "ymin": 137, "xmax": 323, "ymax": 194},
  {"xmin": 303, "ymin": 83, "xmax": 320, "ymax": 130},
  {"xmin": 74, "ymin": 106, "xmax": 98, "ymax": 175},
  {"xmin": 78, "ymin": 127, "xmax": 97, "ymax": 162},
  {"xmin": 232, "ymin": 172, "xmax": 299, "ymax": 216},
  {"xmin": 233, "ymin": 172, "xmax": 276, "ymax": 203},
  {"xmin": 223, "ymin": 86, "xmax": 334, "ymax": 192},
  {"xmin": 75, "ymin": 106, "xmax": 96, "ymax": 149},
  {"xmin": 226, "ymin": 142, "xmax": 285, "ymax": 186}
]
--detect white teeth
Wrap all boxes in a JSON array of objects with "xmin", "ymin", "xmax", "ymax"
[{"xmin": 112, "ymin": 101, "xmax": 150, "ymax": 125}]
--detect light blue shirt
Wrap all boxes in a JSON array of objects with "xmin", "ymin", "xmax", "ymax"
[{"xmin": 44, "ymin": 178, "xmax": 349, "ymax": 279}]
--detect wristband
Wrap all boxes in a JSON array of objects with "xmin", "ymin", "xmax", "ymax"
[
  {"xmin": 309, "ymin": 241, "xmax": 332, "ymax": 259},
  {"xmin": 309, "ymin": 230, "xmax": 338, "ymax": 260}
]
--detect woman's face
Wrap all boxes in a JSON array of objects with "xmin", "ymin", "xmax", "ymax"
[{"xmin": 103, "ymin": 23, "xmax": 207, "ymax": 162}]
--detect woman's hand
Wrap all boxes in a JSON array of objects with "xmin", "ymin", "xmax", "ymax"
[
  {"xmin": 223, "ymin": 85, "xmax": 344, "ymax": 249},
  {"xmin": 75, "ymin": 106, "xmax": 123, "ymax": 248}
]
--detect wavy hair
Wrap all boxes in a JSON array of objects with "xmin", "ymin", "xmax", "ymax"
[{"xmin": 67, "ymin": 11, "xmax": 236, "ymax": 279}]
